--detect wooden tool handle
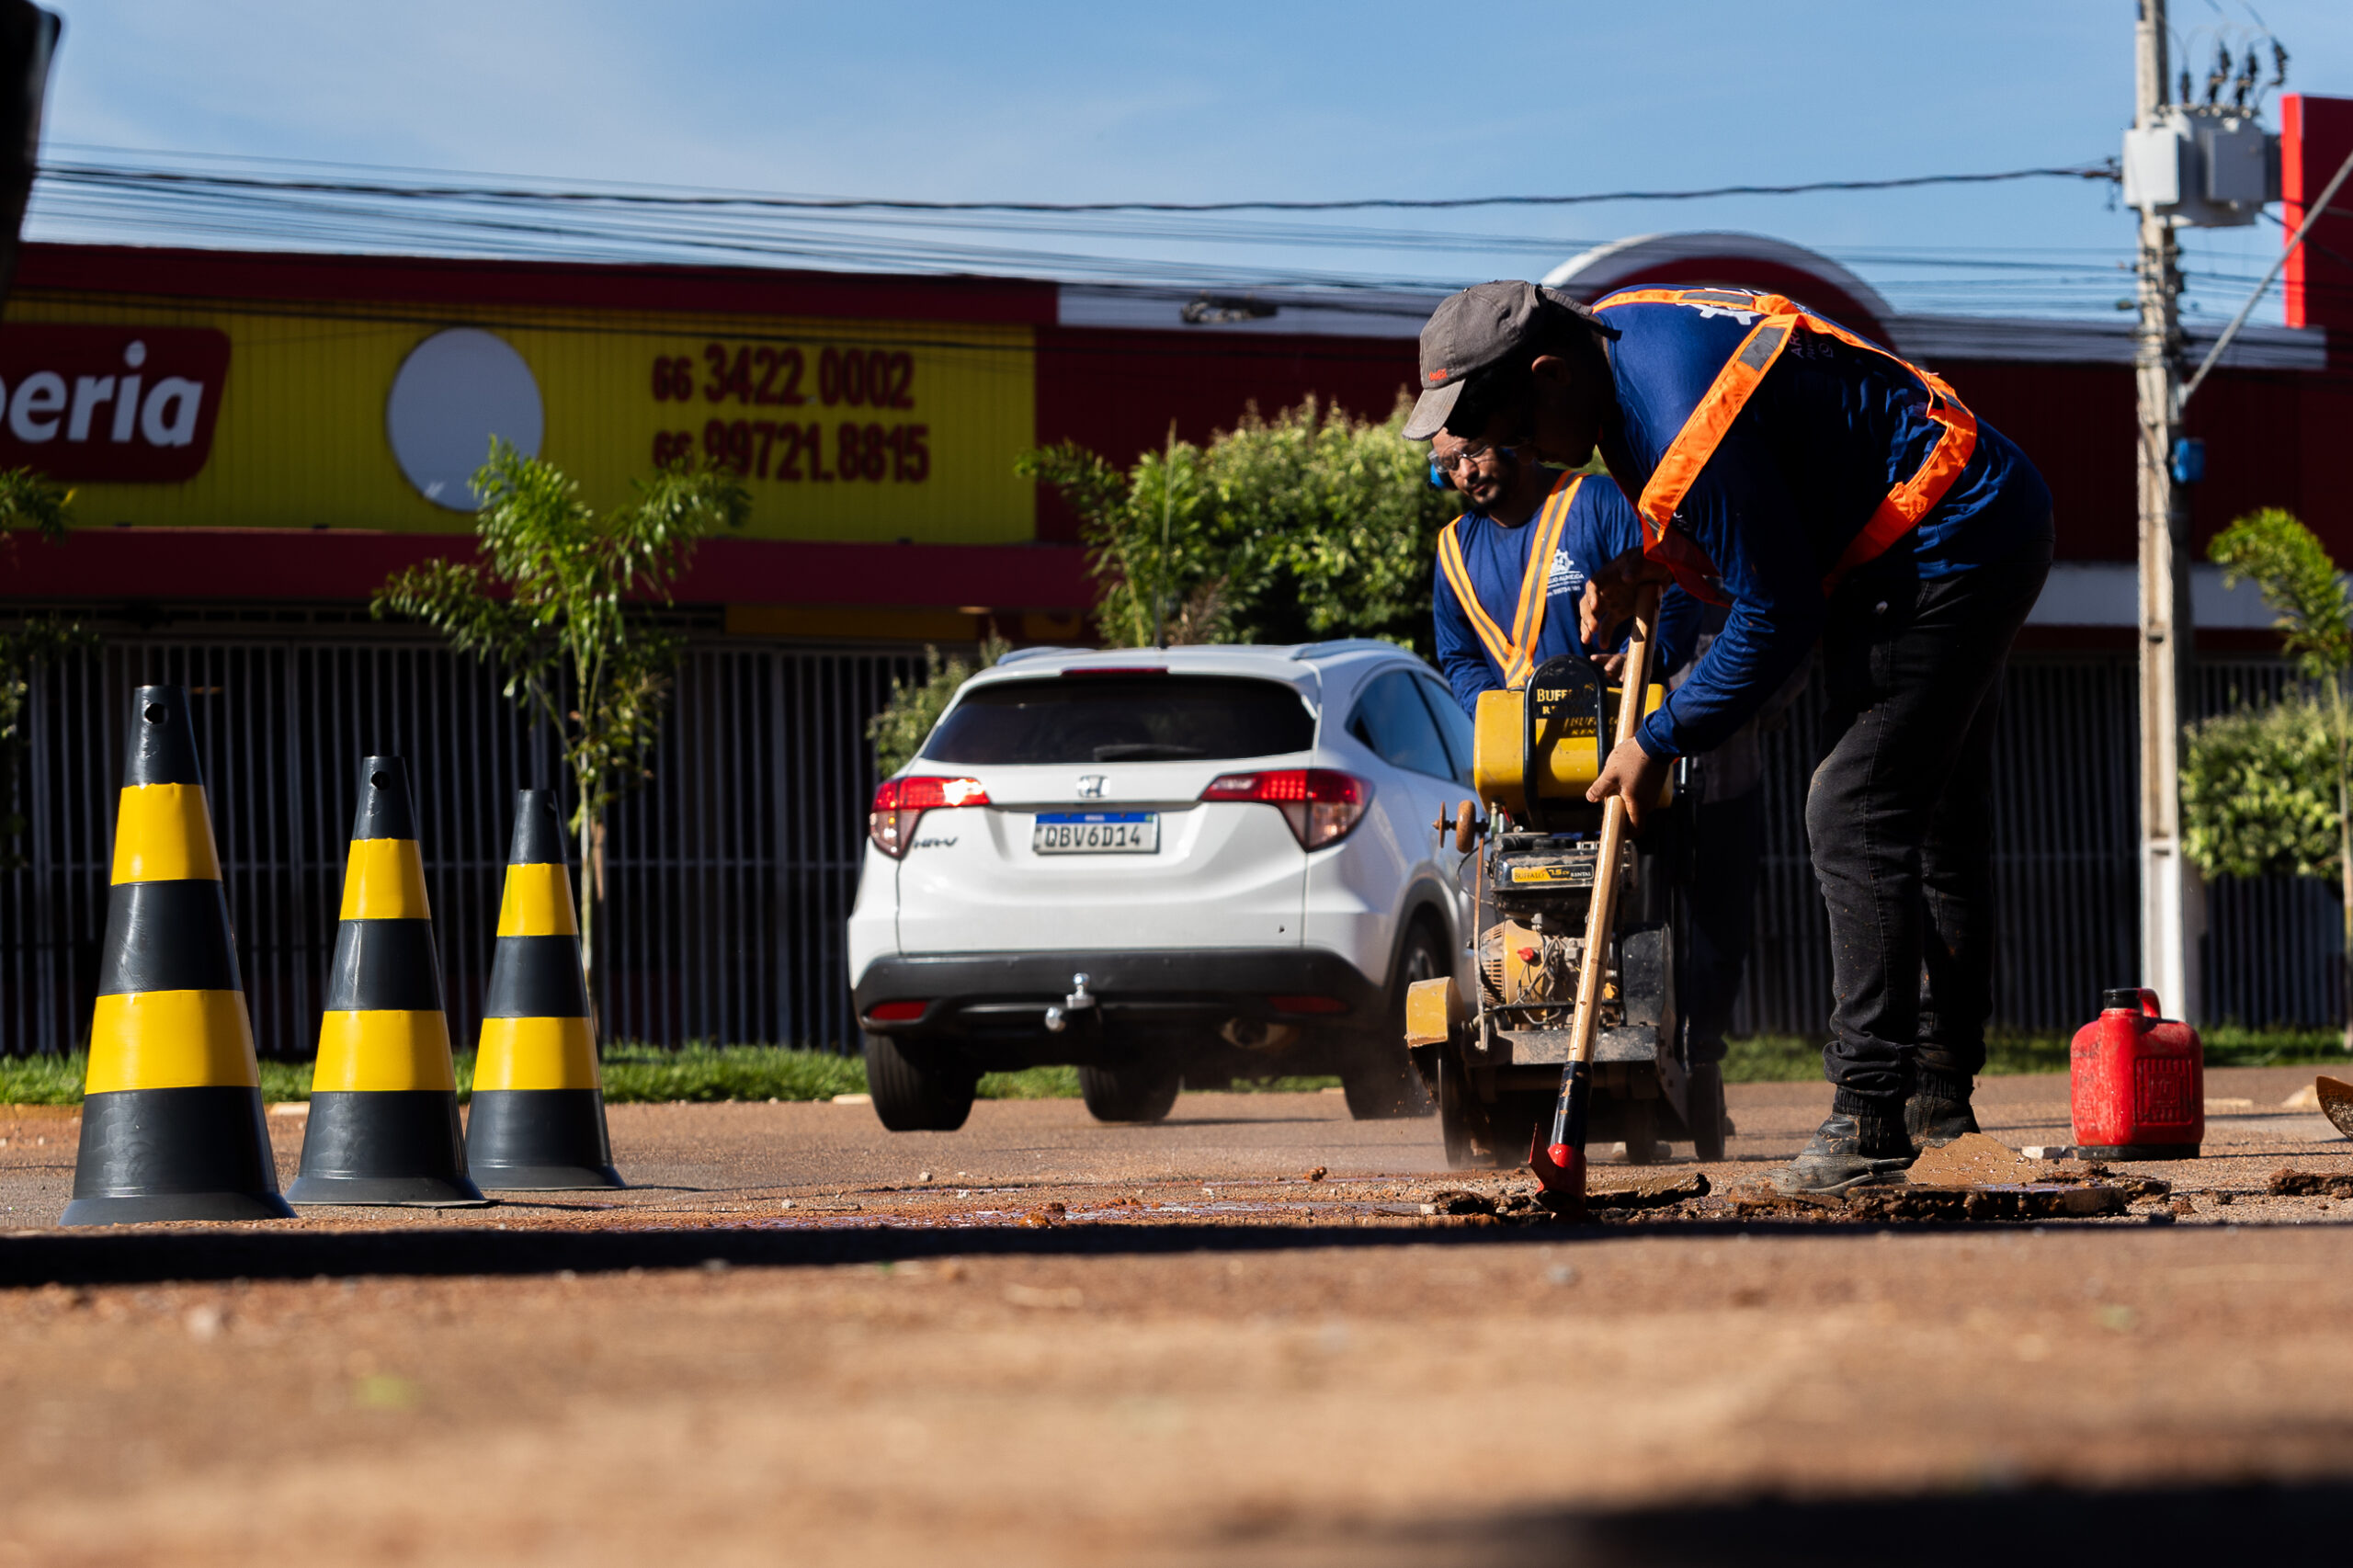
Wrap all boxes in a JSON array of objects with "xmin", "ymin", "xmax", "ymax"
[{"xmin": 1565, "ymin": 584, "xmax": 1661, "ymax": 1069}]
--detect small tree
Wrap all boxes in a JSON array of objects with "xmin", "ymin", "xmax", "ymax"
[
  {"xmin": 2182, "ymin": 694, "xmax": 2339, "ymax": 878},
  {"xmin": 1022, "ymin": 395, "xmax": 1455, "ymax": 652},
  {"xmin": 865, "ymin": 635, "xmax": 1010, "ymax": 778},
  {"xmin": 374, "ymin": 442, "xmax": 747, "ymax": 999},
  {"xmin": 1211, "ymin": 393, "xmax": 1459, "ymax": 647},
  {"xmin": 0, "ymin": 467, "xmax": 70, "ymax": 555},
  {"xmin": 1022, "ymin": 437, "xmax": 1230, "ymax": 648},
  {"xmin": 2183, "ymin": 506, "xmax": 2353, "ymax": 1043}
]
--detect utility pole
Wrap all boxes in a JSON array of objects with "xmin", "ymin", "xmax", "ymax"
[{"xmin": 2133, "ymin": 0, "xmax": 2202, "ymax": 1021}]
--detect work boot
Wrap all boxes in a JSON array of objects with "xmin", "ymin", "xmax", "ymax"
[
  {"xmin": 1905, "ymin": 1068, "xmax": 1979, "ymax": 1148},
  {"xmin": 1769, "ymin": 1108, "xmax": 1916, "ymax": 1195}
]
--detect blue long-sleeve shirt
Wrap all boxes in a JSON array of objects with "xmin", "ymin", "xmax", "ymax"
[
  {"xmin": 1591, "ymin": 291, "xmax": 2052, "ymax": 759},
  {"xmin": 1433, "ymin": 470, "xmax": 1699, "ymax": 719}
]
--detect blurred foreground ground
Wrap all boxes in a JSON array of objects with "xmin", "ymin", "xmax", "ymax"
[{"xmin": 0, "ymin": 1069, "xmax": 2349, "ymax": 1564}]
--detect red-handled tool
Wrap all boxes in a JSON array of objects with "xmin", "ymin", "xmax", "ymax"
[{"xmin": 1529, "ymin": 583, "xmax": 1660, "ymax": 1215}]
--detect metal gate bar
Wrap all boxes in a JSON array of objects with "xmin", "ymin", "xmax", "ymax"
[
  {"xmin": 4, "ymin": 638, "xmax": 2339, "ymax": 1055},
  {"xmin": 3, "ymin": 633, "xmax": 923, "ymax": 1059},
  {"xmin": 1730, "ymin": 652, "xmax": 2338, "ymax": 1036}
]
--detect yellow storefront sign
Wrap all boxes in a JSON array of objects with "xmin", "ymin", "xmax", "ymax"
[{"xmin": 2, "ymin": 290, "xmax": 1037, "ymax": 545}]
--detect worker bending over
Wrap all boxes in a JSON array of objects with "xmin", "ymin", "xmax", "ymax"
[
  {"xmin": 1428, "ymin": 431, "xmax": 1698, "ymax": 715},
  {"xmin": 1405, "ymin": 281, "xmax": 2052, "ymax": 1194}
]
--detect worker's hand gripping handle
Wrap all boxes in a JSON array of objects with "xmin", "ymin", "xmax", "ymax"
[{"xmin": 1529, "ymin": 584, "xmax": 1662, "ymax": 1210}]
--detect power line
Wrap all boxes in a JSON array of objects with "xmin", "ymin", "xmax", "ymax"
[
  {"xmin": 19, "ymin": 146, "xmax": 2147, "ymax": 314},
  {"xmin": 34, "ymin": 158, "xmax": 2120, "ymax": 214}
]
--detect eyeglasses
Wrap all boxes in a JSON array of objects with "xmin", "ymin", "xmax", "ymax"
[{"xmin": 1432, "ymin": 441, "xmax": 1510, "ymax": 473}]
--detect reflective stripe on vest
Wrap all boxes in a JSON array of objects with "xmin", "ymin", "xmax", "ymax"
[
  {"xmin": 1593, "ymin": 287, "xmax": 1980, "ymax": 596},
  {"xmin": 1435, "ymin": 472, "xmax": 1582, "ymax": 688}
]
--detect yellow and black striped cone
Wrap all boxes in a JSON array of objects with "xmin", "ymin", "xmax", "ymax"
[
  {"xmin": 288, "ymin": 756, "xmax": 487, "ymax": 1207},
  {"xmin": 62, "ymin": 685, "xmax": 293, "ymax": 1225},
  {"xmin": 464, "ymin": 790, "xmax": 622, "ymax": 1189}
]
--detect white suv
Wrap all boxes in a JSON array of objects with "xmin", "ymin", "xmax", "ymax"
[{"xmin": 847, "ymin": 641, "xmax": 1478, "ymax": 1129}]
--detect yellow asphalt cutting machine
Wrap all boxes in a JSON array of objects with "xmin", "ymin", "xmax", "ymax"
[{"xmin": 1406, "ymin": 587, "xmax": 1727, "ymax": 1208}]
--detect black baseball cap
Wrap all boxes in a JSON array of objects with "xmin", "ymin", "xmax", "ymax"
[{"xmin": 1403, "ymin": 280, "xmax": 1619, "ymax": 441}]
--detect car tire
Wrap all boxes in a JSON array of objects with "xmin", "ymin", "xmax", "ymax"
[
  {"xmin": 863, "ymin": 1032, "xmax": 977, "ymax": 1132},
  {"xmin": 1341, "ymin": 921, "xmax": 1445, "ymax": 1121},
  {"xmin": 1078, "ymin": 1060, "xmax": 1180, "ymax": 1123}
]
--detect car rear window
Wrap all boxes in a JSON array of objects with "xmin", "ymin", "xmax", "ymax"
[{"xmin": 923, "ymin": 676, "xmax": 1315, "ymax": 766}]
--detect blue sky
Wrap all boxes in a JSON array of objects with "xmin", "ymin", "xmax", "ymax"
[{"xmin": 27, "ymin": 1, "xmax": 2353, "ymax": 320}]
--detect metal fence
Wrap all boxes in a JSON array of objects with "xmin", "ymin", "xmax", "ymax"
[
  {"xmin": 1731, "ymin": 652, "xmax": 2341, "ymax": 1036},
  {"xmin": 1, "ymin": 633, "xmax": 2340, "ymax": 1059},
  {"xmin": 1, "ymin": 631, "xmax": 921, "ymax": 1059}
]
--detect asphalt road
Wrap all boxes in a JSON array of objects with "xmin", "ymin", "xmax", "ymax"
[{"xmin": 1, "ymin": 1069, "xmax": 2351, "ymax": 1565}]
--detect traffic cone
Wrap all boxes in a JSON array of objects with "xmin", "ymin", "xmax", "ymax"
[
  {"xmin": 288, "ymin": 756, "xmax": 486, "ymax": 1206},
  {"xmin": 62, "ymin": 684, "xmax": 293, "ymax": 1225},
  {"xmin": 465, "ymin": 790, "xmax": 623, "ymax": 1189}
]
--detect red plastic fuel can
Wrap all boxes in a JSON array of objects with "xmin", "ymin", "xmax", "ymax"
[{"xmin": 2070, "ymin": 987, "xmax": 2203, "ymax": 1159}]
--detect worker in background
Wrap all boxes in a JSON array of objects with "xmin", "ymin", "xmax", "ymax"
[
  {"xmin": 1429, "ymin": 431, "xmax": 1719, "ymax": 1154},
  {"xmin": 1404, "ymin": 280, "xmax": 2052, "ymax": 1194},
  {"xmin": 1428, "ymin": 433, "xmax": 1699, "ymax": 715}
]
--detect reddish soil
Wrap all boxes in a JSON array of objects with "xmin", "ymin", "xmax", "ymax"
[{"xmin": 0, "ymin": 1067, "xmax": 2349, "ymax": 1564}]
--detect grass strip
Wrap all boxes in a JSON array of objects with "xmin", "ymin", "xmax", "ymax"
[
  {"xmin": 598, "ymin": 1043, "xmax": 865, "ymax": 1104},
  {"xmin": 1, "ymin": 1030, "xmax": 2343, "ymax": 1107},
  {"xmin": 1723, "ymin": 1027, "xmax": 2352, "ymax": 1083},
  {"xmin": 975, "ymin": 1064, "xmax": 1080, "ymax": 1099},
  {"xmin": 0, "ymin": 1046, "xmax": 875, "ymax": 1108}
]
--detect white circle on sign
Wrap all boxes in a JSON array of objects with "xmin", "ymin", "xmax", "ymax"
[{"xmin": 385, "ymin": 328, "xmax": 543, "ymax": 511}]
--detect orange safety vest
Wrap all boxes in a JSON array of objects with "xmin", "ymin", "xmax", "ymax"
[
  {"xmin": 1592, "ymin": 287, "xmax": 1980, "ymax": 598},
  {"xmin": 1435, "ymin": 470, "xmax": 1581, "ymax": 688}
]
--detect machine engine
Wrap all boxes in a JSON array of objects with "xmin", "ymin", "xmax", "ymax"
[{"xmin": 1406, "ymin": 654, "xmax": 1720, "ymax": 1168}]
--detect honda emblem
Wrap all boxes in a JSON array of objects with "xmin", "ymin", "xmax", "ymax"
[{"xmin": 1075, "ymin": 774, "xmax": 1108, "ymax": 799}]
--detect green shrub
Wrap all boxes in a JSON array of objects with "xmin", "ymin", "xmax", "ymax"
[
  {"xmin": 865, "ymin": 636, "xmax": 1008, "ymax": 777},
  {"xmin": 2183, "ymin": 691, "xmax": 2341, "ymax": 881},
  {"xmin": 1022, "ymin": 395, "xmax": 1459, "ymax": 653}
]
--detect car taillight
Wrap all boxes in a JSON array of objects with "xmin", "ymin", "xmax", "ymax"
[
  {"xmin": 866, "ymin": 1000, "xmax": 929, "ymax": 1022},
  {"xmin": 869, "ymin": 775, "xmax": 991, "ymax": 858},
  {"xmin": 1199, "ymin": 768, "xmax": 1370, "ymax": 850},
  {"xmin": 1269, "ymin": 994, "xmax": 1349, "ymax": 1015}
]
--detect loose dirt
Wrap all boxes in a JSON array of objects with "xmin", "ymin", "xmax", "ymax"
[
  {"xmin": 0, "ymin": 1066, "xmax": 2350, "ymax": 1565},
  {"xmin": 1909, "ymin": 1131, "xmax": 2044, "ymax": 1186}
]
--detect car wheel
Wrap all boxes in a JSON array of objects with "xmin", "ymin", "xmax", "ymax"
[
  {"xmin": 862, "ymin": 1032, "xmax": 977, "ymax": 1132},
  {"xmin": 1341, "ymin": 921, "xmax": 1444, "ymax": 1120},
  {"xmin": 1078, "ymin": 1060, "xmax": 1179, "ymax": 1123}
]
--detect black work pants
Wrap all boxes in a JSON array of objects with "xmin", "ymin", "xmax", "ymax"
[{"xmin": 1805, "ymin": 528, "xmax": 2052, "ymax": 1113}]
